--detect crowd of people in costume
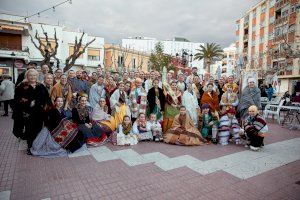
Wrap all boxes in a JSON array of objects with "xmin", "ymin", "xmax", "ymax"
[{"xmin": 8, "ymin": 62, "xmax": 270, "ymax": 157}]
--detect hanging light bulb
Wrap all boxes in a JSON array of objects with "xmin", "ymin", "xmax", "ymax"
[
  {"xmin": 37, "ymin": 12, "xmax": 40, "ymax": 18},
  {"xmin": 24, "ymin": 17, "xmax": 27, "ymax": 22},
  {"xmin": 53, "ymin": 6, "xmax": 55, "ymax": 12}
]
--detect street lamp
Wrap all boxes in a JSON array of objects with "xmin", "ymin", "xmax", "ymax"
[
  {"xmin": 11, "ymin": 52, "xmax": 16, "ymax": 83},
  {"xmin": 189, "ymin": 53, "xmax": 193, "ymax": 68}
]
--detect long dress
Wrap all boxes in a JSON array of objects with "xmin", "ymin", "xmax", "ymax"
[
  {"xmin": 14, "ymin": 82, "xmax": 51, "ymax": 148},
  {"xmin": 182, "ymin": 90, "xmax": 199, "ymax": 127},
  {"xmin": 147, "ymin": 87, "xmax": 165, "ymax": 121},
  {"xmin": 162, "ymin": 88, "xmax": 181, "ymax": 133},
  {"xmin": 164, "ymin": 113, "xmax": 204, "ymax": 146}
]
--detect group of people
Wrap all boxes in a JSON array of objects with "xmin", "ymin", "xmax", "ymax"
[{"xmin": 7, "ymin": 62, "xmax": 269, "ymax": 157}]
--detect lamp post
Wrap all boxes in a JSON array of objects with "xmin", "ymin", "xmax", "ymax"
[
  {"xmin": 189, "ymin": 53, "xmax": 193, "ymax": 68},
  {"xmin": 11, "ymin": 52, "xmax": 16, "ymax": 83}
]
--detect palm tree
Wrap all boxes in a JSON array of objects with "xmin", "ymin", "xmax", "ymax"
[{"xmin": 194, "ymin": 43, "xmax": 224, "ymax": 73}]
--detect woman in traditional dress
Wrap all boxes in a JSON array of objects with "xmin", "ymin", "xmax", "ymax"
[
  {"xmin": 237, "ymin": 78, "xmax": 261, "ymax": 120},
  {"xmin": 132, "ymin": 113, "xmax": 153, "ymax": 141},
  {"xmin": 182, "ymin": 83, "xmax": 200, "ymax": 127},
  {"xmin": 243, "ymin": 105, "xmax": 268, "ymax": 151},
  {"xmin": 14, "ymin": 69, "xmax": 51, "ymax": 154},
  {"xmin": 164, "ymin": 106, "xmax": 205, "ymax": 146},
  {"xmin": 91, "ymin": 98, "xmax": 110, "ymax": 121},
  {"xmin": 162, "ymin": 81, "xmax": 182, "ymax": 133},
  {"xmin": 30, "ymin": 97, "xmax": 83, "ymax": 157},
  {"xmin": 201, "ymin": 83, "xmax": 219, "ymax": 113},
  {"xmin": 147, "ymin": 79, "xmax": 165, "ymax": 122},
  {"xmin": 72, "ymin": 94, "xmax": 106, "ymax": 146},
  {"xmin": 104, "ymin": 76, "xmax": 117, "ymax": 114},
  {"xmin": 50, "ymin": 74, "xmax": 73, "ymax": 116},
  {"xmin": 110, "ymin": 81, "xmax": 130, "ymax": 116}
]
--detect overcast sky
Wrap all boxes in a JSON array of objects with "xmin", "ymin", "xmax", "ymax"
[{"xmin": 0, "ymin": 0, "xmax": 261, "ymax": 47}]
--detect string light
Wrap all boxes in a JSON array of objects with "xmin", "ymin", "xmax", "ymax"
[{"xmin": 13, "ymin": 0, "xmax": 72, "ymax": 22}]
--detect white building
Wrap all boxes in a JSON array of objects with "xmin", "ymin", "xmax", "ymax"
[
  {"xmin": 122, "ymin": 37, "xmax": 205, "ymax": 73},
  {"xmin": 0, "ymin": 13, "xmax": 104, "ymax": 80},
  {"xmin": 222, "ymin": 43, "xmax": 237, "ymax": 76}
]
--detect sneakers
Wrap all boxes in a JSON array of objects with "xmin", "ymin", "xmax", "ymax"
[
  {"xmin": 211, "ymin": 138, "xmax": 218, "ymax": 144},
  {"xmin": 250, "ymin": 146, "xmax": 260, "ymax": 151}
]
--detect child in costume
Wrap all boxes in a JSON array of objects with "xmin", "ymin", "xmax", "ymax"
[
  {"xmin": 198, "ymin": 103, "xmax": 219, "ymax": 144},
  {"xmin": 132, "ymin": 113, "xmax": 153, "ymax": 141},
  {"xmin": 218, "ymin": 108, "xmax": 241, "ymax": 145},
  {"xmin": 115, "ymin": 115, "xmax": 138, "ymax": 146},
  {"xmin": 148, "ymin": 113, "xmax": 163, "ymax": 142}
]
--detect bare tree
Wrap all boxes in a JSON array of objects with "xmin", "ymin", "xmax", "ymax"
[
  {"xmin": 63, "ymin": 32, "xmax": 95, "ymax": 72},
  {"xmin": 29, "ymin": 25, "xmax": 59, "ymax": 71}
]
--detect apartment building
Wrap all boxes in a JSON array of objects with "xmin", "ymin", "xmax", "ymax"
[
  {"xmin": 0, "ymin": 14, "xmax": 104, "ymax": 81},
  {"xmin": 104, "ymin": 44, "xmax": 151, "ymax": 72},
  {"xmin": 122, "ymin": 37, "xmax": 204, "ymax": 74},
  {"xmin": 236, "ymin": 0, "xmax": 300, "ymax": 92}
]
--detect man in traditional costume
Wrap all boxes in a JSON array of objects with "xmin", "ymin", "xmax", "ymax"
[
  {"xmin": 110, "ymin": 81, "xmax": 130, "ymax": 116},
  {"xmin": 237, "ymin": 78, "xmax": 261, "ymax": 120},
  {"xmin": 164, "ymin": 106, "xmax": 205, "ymax": 146},
  {"xmin": 89, "ymin": 75, "xmax": 106, "ymax": 108}
]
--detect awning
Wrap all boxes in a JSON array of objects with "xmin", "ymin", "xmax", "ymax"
[{"xmin": 0, "ymin": 24, "xmax": 24, "ymax": 34}]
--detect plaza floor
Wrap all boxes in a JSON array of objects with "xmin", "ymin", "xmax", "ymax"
[{"xmin": 0, "ymin": 116, "xmax": 299, "ymax": 200}]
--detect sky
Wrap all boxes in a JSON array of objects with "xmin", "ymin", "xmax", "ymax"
[{"xmin": 0, "ymin": 0, "xmax": 261, "ymax": 47}]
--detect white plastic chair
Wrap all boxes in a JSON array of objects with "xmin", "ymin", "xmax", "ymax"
[{"xmin": 263, "ymin": 99, "xmax": 285, "ymax": 124}]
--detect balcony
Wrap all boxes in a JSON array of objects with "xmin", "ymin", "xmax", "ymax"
[
  {"xmin": 274, "ymin": 16, "xmax": 288, "ymax": 26},
  {"xmin": 243, "ymin": 34, "xmax": 249, "ymax": 41},
  {"xmin": 244, "ymin": 21, "xmax": 249, "ymax": 28},
  {"xmin": 0, "ymin": 44, "xmax": 29, "ymax": 52},
  {"xmin": 273, "ymin": 33, "xmax": 287, "ymax": 43},
  {"xmin": 275, "ymin": 0, "xmax": 289, "ymax": 10}
]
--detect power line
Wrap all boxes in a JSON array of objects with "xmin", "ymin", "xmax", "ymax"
[{"xmin": 13, "ymin": 0, "xmax": 72, "ymax": 23}]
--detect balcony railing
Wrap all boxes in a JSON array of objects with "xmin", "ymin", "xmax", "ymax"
[
  {"xmin": 0, "ymin": 44, "xmax": 29, "ymax": 52},
  {"xmin": 243, "ymin": 35, "xmax": 249, "ymax": 41},
  {"xmin": 274, "ymin": 16, "xmax": 288, "ymax": 26},
  {"xmin": 275, "ymin": 0, "xmax": 289, "ymax": 10}
]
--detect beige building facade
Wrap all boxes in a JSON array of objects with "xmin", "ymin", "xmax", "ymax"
[{"xmin": 104, "ymin": 44, "xmax": 150, "ymax": 72}]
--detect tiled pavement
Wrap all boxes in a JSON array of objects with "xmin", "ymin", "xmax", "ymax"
[{"xmin": 0, "ymin": 116, "xmax": 300, "ymax": 200}]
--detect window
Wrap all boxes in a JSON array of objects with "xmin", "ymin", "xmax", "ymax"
[
  {"xmin": 118, "ymin": 55, "xmax": 124, "ymax": 67},
  {"xmin": 261, "ymin": 5, "xmax": 266, "ymax": 13},
  {"xmin": 260, "ymin": 36, "xmax": 265, "ymax": 43},
  {"xmin": 87, "ymin": 49, "xmax": 100, "ymax": 61},
  {"xmin": 132, "ymin": 58, "xmax": 136, "ymax": 69},
  {"xmin": 269, "ymin": 16, "xmax": 275, "ymax": 24},
  {"xmin": 290, "ymin": 5, "xmax": 296, "ymax": 13},
  {"xmin": 69, "ymin": 45, "xmax": 83, "ymax": 58},
  {"xmin": 253, "ymin": 10, "xmax": 256, "ymax": 18},
  {"xmin": 252, "ymin": 40, "xmax": 256, "ymax": 46}
]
